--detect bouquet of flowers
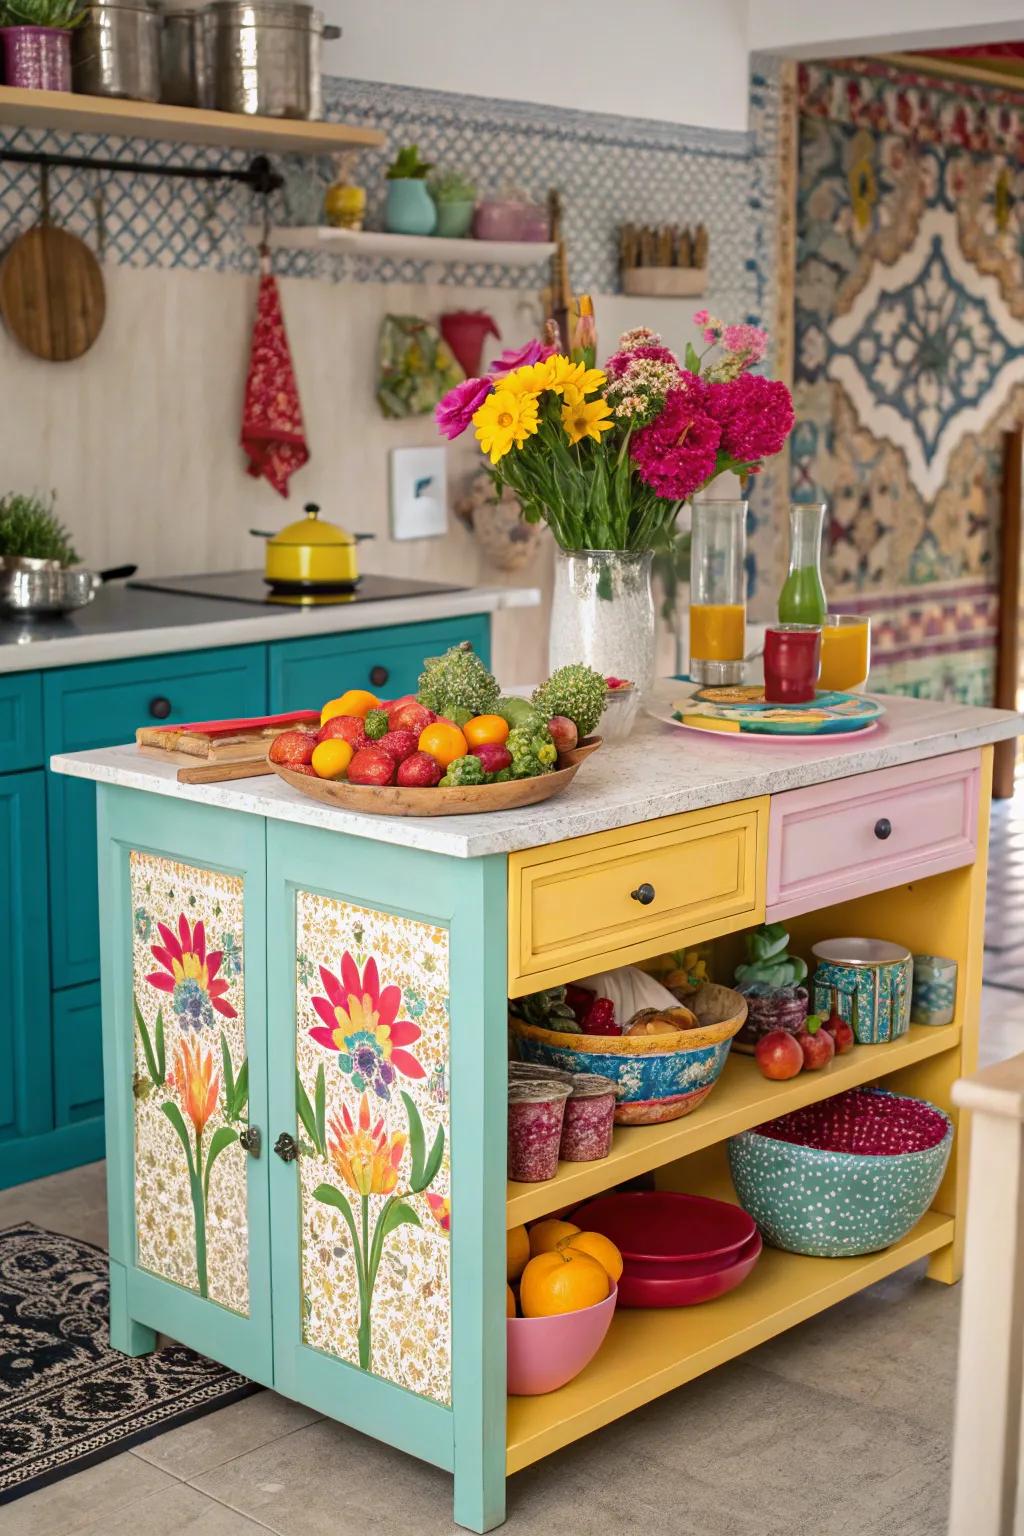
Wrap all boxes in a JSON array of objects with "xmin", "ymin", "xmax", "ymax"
[{"xmin": 435, "ymin": 312, "xmax": 794, "ymax": 552}]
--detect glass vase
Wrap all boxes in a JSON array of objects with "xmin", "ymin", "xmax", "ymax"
[
  {"xmin": 688, "ymin": 500, "xmax": 748, "ymax": 686},
  {"xmin": 778, "ymin": 502, "xmax": 828, "ymax": 625},
  {"xmin": 547, "ymin": 550, "xmax": 655, "ymax": 733}
]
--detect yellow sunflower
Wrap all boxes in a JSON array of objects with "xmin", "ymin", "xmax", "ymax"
[
  {"xmin": 542, "ymin": 355, "xmax": 607, "ymax": 396},
  {"xmin": 499, "ymin": 361, "xmax": 552, "ymax": 395},
  {"xmin": 561, "ymin": 390, "xmax": 614, "ymax": 446},
  {"xmin": 473, "ymin": 388, "xmax": 539, "ymax": 464}
]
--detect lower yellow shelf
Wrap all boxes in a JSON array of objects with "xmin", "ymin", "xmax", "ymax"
[{"xmin": 505, "ymin": 1207, "xmax": 954, "ymax": 1474}]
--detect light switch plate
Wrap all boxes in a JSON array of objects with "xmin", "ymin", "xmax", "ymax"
[{"xmin": 389, "ymin": 447, "xmax": 448, "ymax": 541}]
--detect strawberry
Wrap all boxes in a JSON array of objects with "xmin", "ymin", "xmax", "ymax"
[
  {"xmin": 396, "ymin": 751, "xmax": 443, "ymax": 787},
  {"xmin": 377, "ymin": 729, "xmax": 420, "ymax": 764},
  {"xmin": 387, "ymin": 699, "xmax": 436, "ymax": 734},
  {"xmin": 347, "ymin": 747, "xmax": 397, "ymax": 786},
  {"xmin": 318, "ymin": 715, "xmax": 368, "ymax": 751},
  {"xmin": 285, "ymin": 762, "xmax": 318, "ymax": 777},
  {"xmin": 269, "ymin": 729, "xmax": 316, "ymax": 765}
]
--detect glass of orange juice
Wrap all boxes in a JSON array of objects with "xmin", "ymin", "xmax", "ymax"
[
  {"xmin": 689, "ymin": 500, "xmax": 747, "ymax": 686},
  {"xmin": 818, "ymin": 614, "xmax": 871, "ymax": 693}
]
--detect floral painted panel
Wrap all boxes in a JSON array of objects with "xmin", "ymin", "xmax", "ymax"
[
  {"xmin": 295, "ymin": 892, "xmax": 451, "ymax": 1406},
  {"xmin": 130, "ymin": 853, "xmax": 249, "ymax": 1315}
]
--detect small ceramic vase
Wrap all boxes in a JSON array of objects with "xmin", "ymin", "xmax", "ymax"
[
  {"xmin": 434, "ymin": 200, "xmax": 475, "ymax": 239},
  {"xmin": 385, "ymin": 179, "xmax": 437, "ymax": 236}
]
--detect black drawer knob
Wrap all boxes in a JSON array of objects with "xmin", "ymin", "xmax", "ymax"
[
  {"xmin": 274, "ymin": 1131, "xmax": 298, "ymax": 1163},
  {"xmin": 239, "ymin": 1126, "xmax": 261, "ymax": 1158},
  {"xmin": 630, "ymin": 883, "xmax": 656, "ymax": 906},
  {"xmin": 874, "ymin": 817, "xmax": 892, "ymax": 841},
  {"xmin": 148, "ymin": 696, "xmax": 172, "ymax": 720},
  {"xmin": 369, "ymin": 665, "xmax": 389, "ymax": 687}
]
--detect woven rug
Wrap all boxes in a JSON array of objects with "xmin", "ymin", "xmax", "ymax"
[
  {"xmin": 0, "ymin": 1223, "xmax": 259, "ymax": 1502},
  {"xmin": 985, "ymin": 797, "xmax": 1024, "ymax": 991}
]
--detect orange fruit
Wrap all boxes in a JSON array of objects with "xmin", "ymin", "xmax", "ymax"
[
  {"xmin": 562, "ymin": 1231, "xmax": 623, "ymax": 1284},
  {"xmin": 418, "ymin": 721, "xmax": 468, "ymax": 769},
  {"xmin": 311, "ymin": 739, "xmax": 353, "ymax": 780},
  {"xmin": 528, "ymin": 1218, "xmax": 580, "ymax": 1257},
  {"xmin": 507, "ymin": 1224, "xmax": 530, "ymax": 1281},
  {"xmin": 520, "ymin": 1249, "xmax": 609, "ymax": 1318},
  {"xmin": 506, "ymin": 1284, "xmax": 517, "ymax": 1319},
  {"xmin": 463, "ymin": 714, "xmax": 510, "ymax": 749},
  {"xmin": 321, "ymin": 689, "xmax": 379, "ymax": 725}
]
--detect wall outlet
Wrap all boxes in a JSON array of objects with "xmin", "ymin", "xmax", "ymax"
[{"xmin": 389, "ymin": 447, "xmax": 448, "ymax": 541}]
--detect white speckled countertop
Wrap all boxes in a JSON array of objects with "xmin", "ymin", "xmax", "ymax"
[{"xmin": 50, "ymin": 682, "xmax": 1023, "ymax": 858}]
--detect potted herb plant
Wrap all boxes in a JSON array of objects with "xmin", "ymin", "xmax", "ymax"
[
  {"xmin": 429, "ymin": 168, "xmax": 476, "ymax": 239},
  {"xmin": 384, "ymin": 144, "xmax": 437, "ymax": 237},
  {"xmin": 0, "ymin": 491, "xmax": 79, "ymax": 567},
  {"xmin": 0, "ymin": 0, "xmax": 83, "ymax": 92}
]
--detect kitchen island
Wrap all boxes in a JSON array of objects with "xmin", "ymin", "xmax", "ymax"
[{"xmin": 51, "ymin": 684, "xmax": 1022, "ymax": 1532}]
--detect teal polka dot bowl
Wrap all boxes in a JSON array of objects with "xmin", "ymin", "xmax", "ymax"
[{"xmin": 727, "ymin": 1088, "xmax": 953, "ymax": 1258}]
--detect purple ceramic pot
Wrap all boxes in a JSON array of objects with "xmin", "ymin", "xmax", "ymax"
[{"xmin": 0, "ymin": 25, "xmax": 72, "ymax": 91}]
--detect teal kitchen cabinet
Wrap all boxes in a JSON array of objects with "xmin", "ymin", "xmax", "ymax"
[
  {"xmin": 0, "ymin": 672, "xmax": 43, "ymax": 775},
  {"xmin": 44, "ymin": 645, "xmax": 267, "ymax": 990},
  {"xmin": 268, "ymin": 614, "xmax": 491, "ymax": 712}
]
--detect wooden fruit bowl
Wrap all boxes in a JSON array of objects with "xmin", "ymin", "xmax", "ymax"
[{"xmin": 269, "ymin": 737, "xmax": 601, "ymax": 817}]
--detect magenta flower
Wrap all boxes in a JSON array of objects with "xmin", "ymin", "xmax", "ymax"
[
  {"xmin": 721, "ymin": 324, "xmax": 768, "ymax": 367},
  {"xmin": 630, "ymin": 382, "xmax": 722, "ymax": 501},
  {"xmin": 487, "ymin": 338, "xmax": 555, "ymax": 375},
  {"xmin": 706, "ymin": 374, "xmax": 794, "ymax": 462},
  {"xmin": 605, "ymin": 343, "xmax": 679, "ymax": 379},
  {"xmin": 435, "ymin": 376, "xmax": 493, "ymax": 440}
]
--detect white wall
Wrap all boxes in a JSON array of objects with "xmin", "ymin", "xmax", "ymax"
[
  {"xmin": 321, "ymin": 0, "xmax": 752, "ymax": 132},
  {"xmin": 748, "ymin": 0, "xmax": 1024, "ymax": 57}
]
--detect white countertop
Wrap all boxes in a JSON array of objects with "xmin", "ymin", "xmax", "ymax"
[
  {"xmin": 0, "ymin": 584, "xmax": 540, "ymax": 673},
  {"xmin": 50, "ymin": 682, "xmax": 1023, "ymax": 859}
]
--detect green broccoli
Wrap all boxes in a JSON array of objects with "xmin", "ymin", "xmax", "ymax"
[
  {"xmin": 532, "ymin": 663, "xmax": 606, "ymax": 738},
  {"xmin": 438, "ymin": 754, "xmax": 486, "ymax": 787},
  {"xmin": 507, "ymin": 725, "xmax": 557, "ymax": 779},
  {"xmin": 417, "ymin": 642, "xmax": 500, "ymax": 719},
  {"xmin": 364, "ymin": 708, "xmax": 389, "ymax": 740}
]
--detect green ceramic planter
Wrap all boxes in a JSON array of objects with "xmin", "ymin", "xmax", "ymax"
[{"xmin": 727, "ymin": 1089, "xmax": 953, "ymax": 1257}]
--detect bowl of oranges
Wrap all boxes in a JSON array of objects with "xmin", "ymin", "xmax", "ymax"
[{"xmin": 505, "ymin": 1218, "xmax": 622, "ymax": 1395}]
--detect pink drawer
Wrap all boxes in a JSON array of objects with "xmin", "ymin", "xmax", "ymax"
[{"xmin": 766, "ymin": 750, "xmax": 981, "ymax": 921}]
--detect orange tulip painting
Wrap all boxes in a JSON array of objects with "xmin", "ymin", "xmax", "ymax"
[
  {"xmin": 174, "ymin": 1038, "xmax": 219, "ymax": 1137},
  {"xmin": 327, "ymin": 1097, "xmax": 407, "ymax": 1198}
]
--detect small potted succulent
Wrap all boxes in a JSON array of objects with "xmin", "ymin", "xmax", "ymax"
[
  {"xmin": 429, "ymin": 168, "xmax": 477, "ymax": 239},
  {"xmin": 384, "ymin": 144, "xmax": 437, "ymax": 237},
  {"xmin": 0, "ymin": 0, "xmax": 83, "ymax": 92}
]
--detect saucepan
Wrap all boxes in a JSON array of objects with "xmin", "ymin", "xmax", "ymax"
[{"xmin": 0, "ymin": 557, "xmax": 137, "ymax": 615}]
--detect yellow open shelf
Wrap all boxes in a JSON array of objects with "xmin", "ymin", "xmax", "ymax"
[
  {"xmin": 506, "ymin": 1204, "xmax": 954, "ymax": 1473},
  {"xmin": 506, "ymin": 1022, "xmax": 962, "ymax": 1228}
]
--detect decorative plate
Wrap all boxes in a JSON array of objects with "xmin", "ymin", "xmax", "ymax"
[{"xmin": 652, "ymin": 689, "xmax": 885, "ymax": 740}]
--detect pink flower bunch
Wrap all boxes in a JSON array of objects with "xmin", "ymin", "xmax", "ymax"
[
  {"xmin": 706, "ymin": 374, "xmax": 795, "ymax": 462},
  {"xmin": 618, "ymin": 326, "xmax": 663, "ymax": 352},
  {"xmin": 721, "ymin": 323, "xmax": 768, "ymax": 366},
  {"xmin": 435, "ymin": 375, "xmax": 493, "ymax": 440},
  {"xmin": 693, "ymin": 309, "xmax": 724, "ymax": 344},
  {"xmin": 630, "ymin": 376, "xmax": 722, "ymax": 500},
  {"xmin": 605, "ymin": 343, "xmax": 679, "ymax": 379}
]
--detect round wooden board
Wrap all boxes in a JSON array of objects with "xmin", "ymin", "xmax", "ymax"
[
  {"xmin": 0, "ymin": 226, "xmax": 106, "ymax": 362},
  {"xmin": 269, "ymin": 737, "xmax": 601, "ymax": 817}
]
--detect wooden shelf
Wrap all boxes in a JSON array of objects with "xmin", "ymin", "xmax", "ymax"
[
  {"xmin": 0, "ymin": 85, "xmax": 384, "ymax": 153},
  {"xmin": 506, "ymin": 1202, "xmax": 954, "ymax": 1473},
  {"xmin": 267, "ymin": 226, "xmax": 557, "ymax": 266},
  {"xmin": 506, "ymin": 1023, "xmax": 962, "ymax": 1228}
]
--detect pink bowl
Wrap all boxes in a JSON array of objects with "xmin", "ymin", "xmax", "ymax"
[
  {"xmin": 507, "ymin": 1284, "xmax": 617, "ymax": 1395},
  {"xmin": 616, "ymin": 1230, "xmax": 762, "ymax": 1308},
  {"xmin": 573, "ymin": 1190, "xmax": 756, "ymax": 1270}
]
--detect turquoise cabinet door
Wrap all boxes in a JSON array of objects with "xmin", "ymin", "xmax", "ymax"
[
  {"xmin": 268, "ymin": 614, "xmax": 492, "ymax": 712},
  {"xmin": 0, "ymin": 673, "xmax": 43, "ymax": 774},
  {"xmin": 97, "ymin": 787, "xmax": 273, "ymax": 1384},
  {"xmin": 0, "ymin": 771, "xmax": 52, "ymax": 1176},
  {"xmin": 45, "ymin": 645, "xmax": 267, "ymax": 990},
  {"xmin": 53, "ymin": 982, "xmax": 103, "ymax": 1127}
]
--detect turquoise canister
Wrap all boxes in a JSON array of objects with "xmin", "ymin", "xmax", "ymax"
[
  {"xmin": 811, "ymin": 938, "xmax": 912, "ymax": 1044},
  {"xmin": 385, "ymin": 179, "xmax": 437, "ymax": 236},
  {"xmin": 911, "ymin": 954, "xmax": 957, "ymax": 1026}
]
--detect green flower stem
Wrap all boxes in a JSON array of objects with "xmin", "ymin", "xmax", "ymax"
[
  {"xmin": 358, "ymin": 1194, "xmax": 371, "ymax": 1370},
  {"xmin": 192, "ymin": 1127, "xmax": 208, "ymax": 1300}
]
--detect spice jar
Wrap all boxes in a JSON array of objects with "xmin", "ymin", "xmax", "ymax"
[
  {"xmin": 508, "ymin": 1080, "xmax": 572, "ymax": 1182},
  {"xmin": 560, "ymin": 1074, "xmax": 617, "ymax": 1163},
  {"xmin": 509, "ymin": 1061, "xmax": 575, "ymax": 1085},
  {"xmin": 911, "ymin": 954, "xmax": 957, "ymax": 1026}
]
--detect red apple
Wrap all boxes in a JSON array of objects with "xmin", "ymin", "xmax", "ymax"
[
  {"xmin": 317, "ymin": 715, "xmax": 367, "ymax": 751},
  {"xmin": 821, "ymin": 1005, "xmax": 855, "ymax": 1055},
  {"xmin": 269, "ymin": 729, "xmax": 316, "ymax": 765},
  {"xmin": 472, "ymin": 742, "xmax": 512, "ymax": 775},
  {"xmin": 396, "ymin": 751, "xmax": 443, "ymax": 788},
  {"xmin": 347, "ymin": 747, "xmax": 397, "ymax": 786},
  {"xmin": 377, "ymin": 728, "xmax": 420, "ymax": 764},
  {"xmin": 547, "ymin": 715, "xmax": 578, "ymax": 752},
  {"xmin": 796, "ymin": 1015, "xmax": 835, "ymax": 1071},
  {"xmin": 754, "ymin": 1029, "xmax": 804, "ymax": 1081},
  {"xmin": 388, "ymin": 699, "xmax": 436, "ymax": 734}
]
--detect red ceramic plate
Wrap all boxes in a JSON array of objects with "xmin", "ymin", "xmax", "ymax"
[
  {"xmin": 573, "ymin": 1190, "xmax": 756, "ymax": 1268},
  {"xmin": 615, "ymin": 1229, "xmax": 763, "ymax": 1308}
]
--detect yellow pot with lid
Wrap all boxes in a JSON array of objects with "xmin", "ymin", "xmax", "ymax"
[{"xmin": 251, "ymin": 503, "xmax": 372, "ymax": 588}]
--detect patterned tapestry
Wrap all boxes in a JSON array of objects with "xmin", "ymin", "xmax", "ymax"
[{"xmin": 792, "ymin": 57, "xmax": 1022, "ymax": 702}]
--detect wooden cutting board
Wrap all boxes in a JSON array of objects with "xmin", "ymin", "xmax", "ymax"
[
  {"xmin": 0, "ymin": 224, "xmax": 106, "ymax": 363},
  {"xmin": 137, "ymin": 710, "xmax": 319, "ymax": 782}
]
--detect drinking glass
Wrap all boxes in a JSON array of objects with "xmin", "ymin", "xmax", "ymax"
[
  {"xmin": 764, "ymin": 623, "xmax": 821, "ymax": 704},
  {"xmin": 688, "ymin": 500, "xmax": 747, "ymax": 686},
  {"xmin": 818, "ymin": 614, "xmax": 871, "ymax": 693}
]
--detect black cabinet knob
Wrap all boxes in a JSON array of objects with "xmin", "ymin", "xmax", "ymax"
[
  {"xmin": 148, "ymin": 696, "xmax": 172, "ymax": 720},
  {"xmin": 369, "ymin": 665, "xmax": 389, "ymax": 687},
  {"xmin": 274, "ymin": 1132, "xmax": 298, "ymax": 1162},
  {"xmin": 630, "ymin": 883, "xmax": 656, "ymax": 906},
  {"xmin": 239, "ymin": 1126, "xmax": 261, "ymax": 1158},
  {"xmin": 874, "ymin": 817, "xmax": 892, "ymax": 841}
]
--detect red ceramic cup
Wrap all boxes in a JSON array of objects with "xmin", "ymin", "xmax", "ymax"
[{"xmin": 764, "ymin": 623, "xmax": 821, "ymax": 704}]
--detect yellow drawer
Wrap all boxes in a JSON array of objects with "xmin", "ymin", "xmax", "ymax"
[{"xmin": 508, "ymin": 796, "xmax": 768, "ymax": 995}]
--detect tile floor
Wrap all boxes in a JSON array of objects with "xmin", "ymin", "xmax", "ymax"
[{"xmin": 6, "ymin": 987, "xmax": 1024, "ymax": 1536}]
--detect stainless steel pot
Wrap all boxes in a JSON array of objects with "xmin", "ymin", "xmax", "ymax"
[
  {"xmin": 0, "ymin": 559, "xmax": 137, "ymax": 615},
  {"xmin": 159, "ymin": 5, "xmax": 213, "ymax": 107},
  {"xmin": 208, "ymin": 1, "xmax": 338, "ymax": 120},
  {"xmin": 73, "ymin": 0, "xmax": 163, "ymax": 102}
]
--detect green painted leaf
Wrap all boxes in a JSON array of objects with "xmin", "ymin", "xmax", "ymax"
[
  {"xmin": 377, "ymin": 1199, "xmax": 421, "ymax": 1245},
  {"xmin": 421, "ymin": 1125, "xmax": 445, "ymax": 1192},
  {"xmin": 314, "ymin": 1063, "xmax": 326, "ymax": 1158},
  {"xmin": 401, "ymin": 1090, "xmax": 426, "ymax": 1190},
  {"xmin": 134, "ymin": 994, "xmax": 164, "ymax": 1088},
  {"xmin": 160, "ymin": 1100, "xmax": 196, "ymax": 1183},
  {"xmin": 155, "ymin": 1007, "xmax": 166, "ymax": 1084},
  {"xmin": 230, "ymin": 1058, "xmax": 249, "ymax": 1120},
  {"xmin": 220, "ymin": 1031, "xmax": 235, "ymax": 1112},
  {"xmin": 203, "ymin": 1125, "xmax": 238, "ymax": 1208},
  {"xmin": 312, "ymin": 1182, "xmax": 363, "ymax": 1291},
  {"xmin": 296, "ymin": 1069, "xmax": 318, "ymax": 1148}
]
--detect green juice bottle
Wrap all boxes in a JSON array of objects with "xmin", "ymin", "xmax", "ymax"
[{"xmin": 778, "ymin": 502, "xmax": 827, "ymax": 624}]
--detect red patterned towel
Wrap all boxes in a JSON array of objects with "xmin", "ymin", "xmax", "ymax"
[{"xmin": 240, "ymin": 270, "xmax": 309, "ymax": 497}]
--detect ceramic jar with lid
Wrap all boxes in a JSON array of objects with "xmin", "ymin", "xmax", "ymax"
[{"xmin": 811, "ymin": 938, "xmax": 912, "ymax": 1044}]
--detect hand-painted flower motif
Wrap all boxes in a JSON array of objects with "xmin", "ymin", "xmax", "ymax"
[
  {"xmin": 173, "ymin": 1037, "xmax": 219, "ymax": 1136},
  {"xmin": 425, "ymin": 1192, "xmax": 451, "ymax": 1234},
  {"xmin": 310, "ymin": 953, "xmax": 425, "ymax": 1099},
  {"xmin": 327, "ymin": 1095, "xmax": 407, "ymax": 1197},
  {"xmin": 146, "ymin": 915, "xmax": 237, "ymax": 1027}
]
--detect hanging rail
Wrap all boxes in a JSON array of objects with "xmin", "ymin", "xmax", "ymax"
[{"xmin": 0, "ymin": 147, "xmax": 282, "ymax": 193}]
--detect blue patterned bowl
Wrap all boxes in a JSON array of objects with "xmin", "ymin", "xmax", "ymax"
[{"xmin": 728, "ymin": 1088, "xmax": 953, "ymax": 1257}]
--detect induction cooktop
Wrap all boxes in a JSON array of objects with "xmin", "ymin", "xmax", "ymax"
[{"xmin": 130, "ymin": 570, "xmax": 464, "ymax": 607}]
